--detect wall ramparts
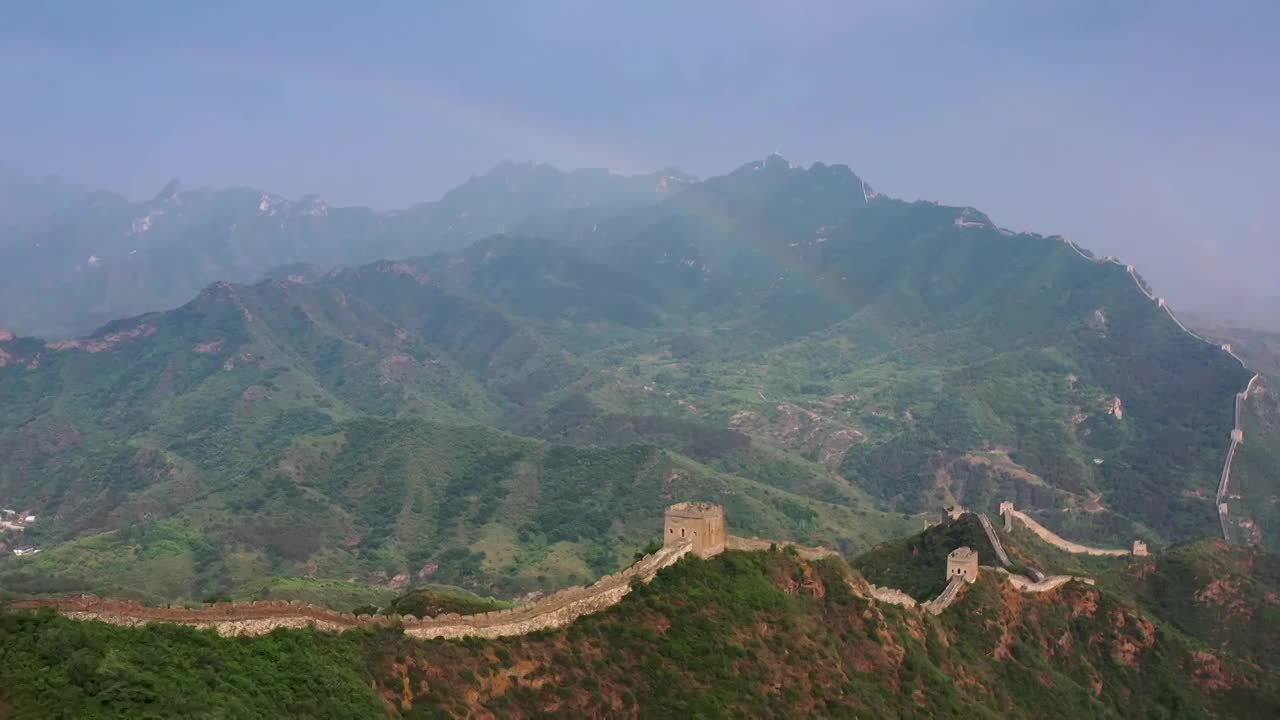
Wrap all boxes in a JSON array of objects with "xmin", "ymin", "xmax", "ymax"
[
  {"xmin": 1058, "ymin": 235, "xmax": 1258, "ymax": 542},
  {"xmin": 867, "ymin": 585, "xmax": 917, "ymax": 608},
  {"xmin": 1003, "ymin": 508, "xmax": 1130, "ymax": 556},
  {"xmin": 12, "ymin": 542, "xmax": 695, "ymax": 639},
  {"xmin": 724, "ymin": 535, "xmax": 838, "ymax": 560},
  {"xmin": 922, "ymin": 576, "xmax": 967, "ymax": 615},
  {"xmin": 976, "ymin": 514, "xmax": 1011, "ymax": 566}
]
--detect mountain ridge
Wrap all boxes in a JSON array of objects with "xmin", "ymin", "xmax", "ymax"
[{"xmin": 0, "ymin": 158, "xmax": 1264, "ymax": 605}]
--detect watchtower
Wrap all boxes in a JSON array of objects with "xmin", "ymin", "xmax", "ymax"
[
  {"xmin": 999, "ymin": 501, "xmax": 1014, "ymax": 531},
  {"xmin": 1132, "ymin": 540, "xmax": 1149, "ymax": 557},
  {"xmin": 664, "ymin": 502, "xmax": 726, "ymax": 558},
  {"xmin": 946, "ymin": 547, "xmax": 979, "ymax": 584}
]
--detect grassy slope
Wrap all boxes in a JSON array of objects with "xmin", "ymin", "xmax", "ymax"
[{"xmin": 2, "ymin": 547, "xmax": 1276, "ymax": 719}]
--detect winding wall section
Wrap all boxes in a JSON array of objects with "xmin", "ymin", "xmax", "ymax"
[
  {"xmin": 1003, "ymin": 508, "xmax": 1130, "ymax": 556},
  {"xmin": 1217, "ymin": 373, "xmax": 1261, "ymax": 540},
  {"xmin": 977, "ymin": 514, "xmax": 1011, "ymax": 566},
  {"xmin": 13, "ymin": 542, "xmax": 694, "ymax": 639},
  {"xmin": 1051, "ymin": 233, "xmax": 1256, "ymax": 542},
  {"xmin": 921, "ymin": 576, "xmax": 967, "ymax": 615}
]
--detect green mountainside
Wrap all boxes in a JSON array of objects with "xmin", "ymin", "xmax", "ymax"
[
  {"xmin": 2, "ymin": 535, "xmax": 1277, "ymax": 719},
  {"xmin": 0, "ymin": 157, "xmax": 1260, "ymax": 603}
]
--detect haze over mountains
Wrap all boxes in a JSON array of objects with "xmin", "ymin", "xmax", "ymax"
[
  {"xmin": 0, "ymin": 161, "xmax": 693, "ymax": 338},
  {"xmin": 2, "ymin": 155, "xmax": 1273, "ymax": 606}
]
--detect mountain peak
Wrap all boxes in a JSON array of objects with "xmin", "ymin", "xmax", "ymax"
[
  {"xmin": 764, "ymin": 152, "xmax": 791, "ymax": 169},
  {"xmin": 152, "ymin": 178, "xmax": 184, "ymax": 203}
]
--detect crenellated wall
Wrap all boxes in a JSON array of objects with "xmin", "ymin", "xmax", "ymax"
[
  {"xmin": 1000, "ymin": 504, "xmax": 1131, "ymax": 556},
  {"xmin": 867, "ymin": 584, "xmax": 917, "ymax": 608},
  {"xmin": 921, "ymin": 576, "xmax": 968, "ymax": 615},
  {"xmin": 1054, "ymin": 234, "xmax": 1258, "ymax": 543},
  {"xmin": 13, "ymin": 542, "xmax": 695, "ymax": 640},
  {"xmin": 11, "ymin": 504, "xmax": 1108, "ymax": 637},
  {"xmin": 724, "ymin": 535, "xmax": 838, "ymax": 560}
]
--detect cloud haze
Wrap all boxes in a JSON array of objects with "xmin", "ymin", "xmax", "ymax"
[{"xmin": 1, "ymin": 0, "xmax": 1276, "ymax": 311}]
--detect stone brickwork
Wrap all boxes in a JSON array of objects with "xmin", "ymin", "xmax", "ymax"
[
  {"xmin": 1001, "ymin": 502, "xmax": 1131, "ymax": 557},
  {"xmin": 992, "ymin": 567, "xmax": 1093, "ymax": 593},
  {"xmin": 922, "ymin": 576, "xmax": 968, "ymax": 615},
  {"xmin": 11, "ymin": 503, "xmax": 848, "ymax": 640},
  {"xmin": 724, "ymin": 535, "xmax": 837, "ymax": 560},
  {"xmin": 867, "ymin": 584, "xmax": 917, "ymax": 608},
  {"xmin": 663, "ymin": 502, "xmax": 725, "ymax": 558},
  {"xmin": 946, "ymin": 546, "xmax": 979, "ymax": 584},
  {"xmin": 976, "ymin": 513, "xmax": 1010, "ymax": 566},
  {"xmin": 14, "ymin": 542, "xmax": 695, "ymax": 640}
]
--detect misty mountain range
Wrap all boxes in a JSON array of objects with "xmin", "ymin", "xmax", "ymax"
[{"xmin": 0, "ymin": 161, "xmax": 694, "ymax": 338}]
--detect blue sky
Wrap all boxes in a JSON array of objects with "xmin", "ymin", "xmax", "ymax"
[{"xmin": 1, "ymin": 0, "xmax": 1276, "ymax": 312}]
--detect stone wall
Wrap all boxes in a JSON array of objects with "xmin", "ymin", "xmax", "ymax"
[
  {"xmin": 8, "ymin": 502, "xmax": 849, "ymax": 640},
  {"xmin": 663, "ymin": 502, "xmax": 725, "ymax": 558},
  {"xmin": 976, "ymin": 513, "xmax": 1011, "ymax": 566},
  {"xmin": 867, "ymin": 585, "xmax": 917, "ymax": 609},
  {"xmin": 13, "ymin": 542, "xmax": 695, "ymax": 640},
  {"xmin": 724, "ymin": 535, "xmax": 838, "ymax": 561},
  {"xmin": 1003, "ymin": 507, "xmax": 1130, "ymax": 557},
  {"xmin": 921, "ymin": 576, "xmax": 967, "ymax": 615},
  {"xmin": 992, "ymin": 567, "xmax": 1093, "ymax": 593}
]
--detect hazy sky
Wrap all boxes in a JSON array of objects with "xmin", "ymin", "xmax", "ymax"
[{"xmin": 1, "ymin": 1, "xmax": 1276, "ymax": 310}]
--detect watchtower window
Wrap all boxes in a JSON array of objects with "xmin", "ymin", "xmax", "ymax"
[{"xmin": 681, "ymin": 528, "xmax": 685, "ymax": 538}]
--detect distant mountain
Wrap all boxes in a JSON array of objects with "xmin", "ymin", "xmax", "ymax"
[
  {"xmin": 0, "ymin": 162, "xmax": 693, "ymax": 338},
  {"xmin": 0, "ymin": 164, "xmax": 92, "ymax": 231},
  {"xmin": 0, "ymin": 156, "xmax": 1260, "ymax": 602}
]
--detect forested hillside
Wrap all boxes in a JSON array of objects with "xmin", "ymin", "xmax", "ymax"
[
  {"xmin": 3, "ymin": 539, "xmax": 1277, "ymax": 719},
  {"xmin": 0, "ymin": 157, "xmax": 1256, "ymax": 602}
]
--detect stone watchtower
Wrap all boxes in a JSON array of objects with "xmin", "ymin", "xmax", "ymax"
[
  {"xmin": 1132, "ymin": 540, "xmax": 1149, "ymax": 557},
  {"xmin": 664, "ymin": 502, "xmax": 726, "ymax": 558},
  {"xmin": 946, "ymin": 546, "xmax": 979, "ymax": 584},
  {"xmin": 999, "ymin": 501, "xmax": 1014, "ymax": 531}
]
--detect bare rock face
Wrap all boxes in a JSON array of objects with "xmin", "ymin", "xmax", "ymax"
[{"xmin": 1105, "ymin": 396, "xmax": 1123, "ymax": 419}]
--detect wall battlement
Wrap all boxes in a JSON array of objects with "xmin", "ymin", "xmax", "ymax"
[
  {"xmin": 663, "ymin": 502, "xmax": 726, "ymax": 558},
  {"xmin": 1000, "ymin": 501, "xmax": 1135, "ymax": 557},
  {"xmin": 12, "ymin": 503, "xmax": 844, "ymax": 640},
  {"xmin": 946, "ymin": 546, "xmax": 979, "ymax": 584}
]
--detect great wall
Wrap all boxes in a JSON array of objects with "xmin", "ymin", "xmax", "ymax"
[
  {"xmin": 11, "ymin": 502, "xmax": 1106, "ymax": 637},
  {"xmin": 998, "ymin": 502, "xmax": 1132, "ymax": 557},
  {"xmin": 14, "ymin": 540, "xmax": 696, "ymax": 640},
  {"xmin": 9, "ymin": 504, "xmax": 843, "ymax": 640},
  {"xmin": 1051, "ymin": 232, "xmax": 1259, "ymax": 543}
]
